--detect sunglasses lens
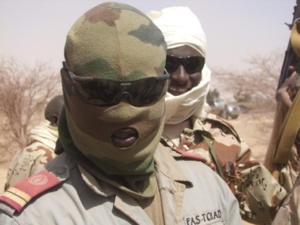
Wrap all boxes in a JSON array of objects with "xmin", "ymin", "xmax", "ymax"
[
  {"xmin": 63, "ymin": 67, "xmax": 169, "ymax": 107},
  {"xmin": 166, "ymin": 56, "xmax": 179, "ymax": 73},
  {"xmin": 130, "ymin": 78, "xmax": 167, "ymax": 106},
  {"xmin": 73, "ymin": 79, "xmax": 122, "ymax": 106},
  {"xmin": 166, "ymin": 55, "xmax": 205, "ymax": 74},
  {"xmin": 185, "ymin": 57, "xmax": 205, "ymax": 74}
]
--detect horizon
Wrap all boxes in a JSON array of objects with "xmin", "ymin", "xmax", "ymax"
[{"xmin": 0, "ymin": 0, "xmax": 296, "ymax": 72}]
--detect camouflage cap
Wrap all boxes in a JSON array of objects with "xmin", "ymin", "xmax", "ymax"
[{"xmin": 64, "ymin": 2, "xmax": 167, "ymax": 81}]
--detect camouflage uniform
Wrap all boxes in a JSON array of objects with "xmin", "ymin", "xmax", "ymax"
[
  {"xmin": 161, "ymin": 114, "xmax": 287, "ymax": 224},
  {"xmin": 5, "ymin": 120, "xmax": 58, "ymax": 190},
  {"xmin": 0, "ymin": 2, "xmax": 242, "ymax": 224},
  {"xmin": 5, "ymin": 95, "xmax": 63, "ymax": 191},
  {"xmin": 272, "ymin": 175, "xmax": 300, "ymax": 225}
]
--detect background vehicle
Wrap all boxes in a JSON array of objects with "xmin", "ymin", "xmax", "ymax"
[{"xmin": 207, "ymin": 98, "xmax": 240, "ymax": 119}]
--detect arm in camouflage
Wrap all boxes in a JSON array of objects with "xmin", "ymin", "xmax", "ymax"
[
  {"xmin": 5, "ymin": 119, "xmax": 59, "ymax": 190},
  {"xmin": 200, "ymin": 115, "xmax": 288, "ymax": 224},
  {"xmin": 5, "ymin": 142, "xmax": 56, "ymax": 191},
  {"xmin": 264, "ymin": 0, "xmax": 300, "ymax": 174},
  {"xmin": 161, "ymin": 114, "xmax": 288, "ymax": 224}
]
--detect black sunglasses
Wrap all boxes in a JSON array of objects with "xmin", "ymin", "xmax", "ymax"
[
  {"xmin": 62, "ymin": 62, "xmax": 170, "ymax": 107},
  {"xmin": 166, "ymin": 55, "xmax": 205, "ymax": 74}
]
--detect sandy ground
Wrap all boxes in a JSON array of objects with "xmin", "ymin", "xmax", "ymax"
[{"xmin": 0, "ymin": 112, "xmax": 273, "ymax": 224}]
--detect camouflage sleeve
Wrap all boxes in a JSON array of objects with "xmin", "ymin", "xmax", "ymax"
[
  {"xmin": 237, "ymin": 157, "xmax": 288, "ymax": 224},
  {"xmin": 272, "ymin": 175, "xmax": 300, "ymax": 225},
  {"xmin": 5, "ymin": 142, "xmax": 55, "ymax": 190},
  {"xmin": 232, "ymin": 126, "xmax": 289, "ymax": 224},
  {"xmin": 202, "ymin": 115, "xmax": 288, "ymax": 224}
]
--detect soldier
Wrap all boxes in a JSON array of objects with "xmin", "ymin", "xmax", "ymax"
[
  {"xmin": 0, "ymin": 2, "xmax": 242, "ymax": 224},
  {"xmin": 148, "ymin": 6, "xmax": 287, "ymax": 224},
  {"xmin": 272, "ymin": 17, "xmax": 300, "ymax": 225},
  {"xmin": 4, "ymin": 95, "xmax": 64, "ymax": 190}
]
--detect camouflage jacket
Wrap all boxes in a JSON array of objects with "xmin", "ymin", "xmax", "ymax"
[
  {"xmin": 161, "ymin": 113, "xmax": 287, "ymax": 224},
  {"xmin": 5, "ymin": 120, "xmax": 58, "ymax": 191},
  {"xmin": 272, "ymin": 174, "xmax": 300, "ymax": 225}
]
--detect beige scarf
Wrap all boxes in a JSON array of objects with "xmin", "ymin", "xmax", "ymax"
[{"xmin": 165, "ymin": 65, "xmax": 211, "ymax": 124}]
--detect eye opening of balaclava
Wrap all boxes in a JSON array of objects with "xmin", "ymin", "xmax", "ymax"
[{"xmin": 58, "ymin": 2, "xmax": 167, "ymax": 199}]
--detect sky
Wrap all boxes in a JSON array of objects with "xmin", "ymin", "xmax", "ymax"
[{"xmin": 0, "ymin": 0, "xmax": 297, "ymax": 72}]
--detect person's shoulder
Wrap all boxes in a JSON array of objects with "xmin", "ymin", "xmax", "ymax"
[
  {"xmin": 178, "ymin": 156, "xmax": 233, "ymax": 194},
  {"xmin": 198, "ymin": 113, "xmax": 252, "ymax": 160},
  {"xmin": 203, "ymin": 113, "xmax": 240, "ymax": 139},
  {"xmin": 11, "ymin": 141, "xmax": 55, "ymax": 163},
  {"xmin": 0, "ymin": 165, "xmax": 69, "ymax": 216},
  {"xmin": 156, "ymin": 143, "xmax": 225, "ymax": 187}
]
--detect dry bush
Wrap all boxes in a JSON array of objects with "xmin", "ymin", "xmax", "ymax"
[
  {"xmin": 0, "ymin": 57, "xmax": 61, "ymax": 161},
  {"xmin": 210, "ymin": 51, "xmax": 283, "ymax": 113},
  {"xmin": 209, "ymin": 51, "xmax": 284, "ymax": 135}
]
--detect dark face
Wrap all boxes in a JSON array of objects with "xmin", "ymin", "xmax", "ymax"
[{"xmin": 166, "ymin": 45, "xmax": 202, "ymax": 96}]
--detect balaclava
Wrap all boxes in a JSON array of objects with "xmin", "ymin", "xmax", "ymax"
[
  {"xmin": 59, "ymin": 2, "xmax": 167, "ymax": 199},
  {"xmin": 148, "ymin": 6, "xmax": 211, "ymax": 124}
]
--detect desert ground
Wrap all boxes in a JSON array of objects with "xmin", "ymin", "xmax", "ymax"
[{"xmin": 0, "ymin": 112, "xmax": 274, "ymax": 224}]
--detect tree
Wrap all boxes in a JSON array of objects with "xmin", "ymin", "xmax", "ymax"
[
  {"xmin": 210, "ymin": 51, "xmax": 283, "ymax": 112},
  {"xmin": 0, "ymin": 57, "xmax": 61, "ymax": 161}
]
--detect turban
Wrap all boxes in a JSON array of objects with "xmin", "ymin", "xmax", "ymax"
[
  {"xmin": 148, "ymin": 6, "xmax": 207, "ymax": 57},
  {"xmin": 148, "ymin": 7, "xmax": 211, "ymax": 124}
]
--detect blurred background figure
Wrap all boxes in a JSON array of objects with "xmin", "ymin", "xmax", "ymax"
[{"xmin": 4, "ymin": 95, "xmax": 64, "ymax": 190}]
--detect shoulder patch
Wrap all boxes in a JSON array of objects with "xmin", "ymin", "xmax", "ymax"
[
  {"xmin": 0, "ymin": 170, "xmax": 61, "ymax": 213},
  {"xmin": 171, "ymin": 147, "xmax": 216, "ymax": 171}
]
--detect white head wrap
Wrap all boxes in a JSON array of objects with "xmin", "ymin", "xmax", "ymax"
[{"xmin": 148, "ymin": 6, "xmax": 211, "ymax": 124}]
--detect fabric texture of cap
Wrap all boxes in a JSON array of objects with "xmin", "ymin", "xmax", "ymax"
[{"xmin": 64, "ymin": 2, "xmax": 166, "ymax": 80}]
